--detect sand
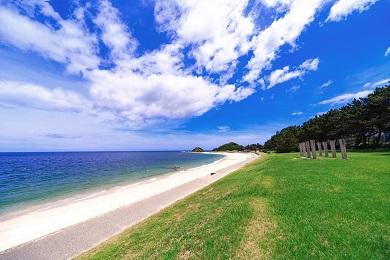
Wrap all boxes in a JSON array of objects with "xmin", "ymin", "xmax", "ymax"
[{"xmin": 0, "ymin": 152, "xmax": 257, "ymax": 257}]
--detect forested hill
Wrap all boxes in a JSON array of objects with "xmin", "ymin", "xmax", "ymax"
[
  {"xmin": 263, "ymin": 84, "xmax": 390, "ymax": 153},
  {"xmin": 212, "ymin": 142, "xmax": 243, "ymax": 151}
]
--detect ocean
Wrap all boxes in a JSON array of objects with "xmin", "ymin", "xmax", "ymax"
[{"xmin": 0, "ymin": 151, "xmax": 223, "ymax": 214}]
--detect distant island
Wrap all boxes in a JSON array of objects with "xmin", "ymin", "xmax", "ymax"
[{"xmin": 191, "ymin": 147, "xmax": 205, "ymax": 152}]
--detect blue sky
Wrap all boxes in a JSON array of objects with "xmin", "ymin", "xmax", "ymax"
[{"xmin": 0, "ymin": 0, "xmax": 389, "ymax": 151}]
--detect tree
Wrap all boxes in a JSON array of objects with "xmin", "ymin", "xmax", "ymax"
[
  {"xmin": 244, "ymin": 143, "xmax": 263, "ymax": 151},
  {"xmin": 341, "ymin": 99, "xmax": 371, "ymax": 147},
  {"xmin": 212, "ymin": 142, "xmax": 243, "ymax": 151},
  {"xmin": 263, "ymin": 85, "xmax": 390, "ymax": 152},
  {"xmin": 264, "ymin": 126, "xmax": 302, "ymax": 153},
  {"xmin": 366, "ymin": 85, "xmax": 390, "ymax": 144}
]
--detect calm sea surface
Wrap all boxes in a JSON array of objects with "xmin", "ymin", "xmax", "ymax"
[{"xmin": 0, "ymin": 151, "xmax": 223, "ymax": 214}]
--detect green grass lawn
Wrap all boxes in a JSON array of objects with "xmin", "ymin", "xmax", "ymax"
[{"xmin": 78, "ymin": 152, "xmax": 390, "ymax": 259}]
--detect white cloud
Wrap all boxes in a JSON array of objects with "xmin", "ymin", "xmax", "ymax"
[
  {"xmin": 155, "ymin": 0, "xmax": 324, "ymax": 84},
  {"xmin": 0, "ymin": 2, "xmax": 255, "ymax": 128},
  {"xmin": 0, "ymin": 80, "xmax": 90, "ymax": 112},
  {"xmin": 0, "ymin": 0, "xmax": 379, "ymax": 129},
  {"xmin": 319, "ymin": 90, "xmax": 372, "ymax": 105},
  {"xmin": 291, "ymin": 111, "xmax": 303, "ymax": 115},
  {"xmin": 300, "ymin": 58, "xmax": 320, "ymax": 71},
  {"xmin": 266, "ymin": 67, "xmax": 302, "ymax": 89},
  {"xmin": 155, "ymin": 0, "xmax": 254, "ymax": 73},
  {"xmin": 85, "ymin": 39, "xmax": 254, "ymax": 126},
  {"xmin": 327, "ymin": 0, "xmax": 378, "ymax": 22},
  {"xmin": 217, "ymin": 126, "xmax": 231, "ymax": 133},
  {"xmin": 286, "ymin": 85, "xmax": 300, "ymax": 93},
  {"xmin": 87, "ymin": 69, "xmax": 253, "ymax": 126},
  {"xmin": 320, "ymin": 80, "xmax": 333, "ymax": 88},
  {"xmin": 103, "ymin": 2, "xmax": 253, "ymax": 125},
  {"xmin": 244, "ymin": 0, "xmax": 325, "ymax": 83},
  {"xmin": 363, "ymin": 78, "xmax": 390, "ymax": 88},
  {"xmin": 260, "ymin": 0, "xmax": 294, "ymax": 9},
  {"xmin": 264, "ymin": 58, "xmax": 319, "ymax": 89},
  {"xmin": 94, "ymin": 0, "xmax": 137, "ymax": 65},
  {"xmin": 385, "ymin": 46, "xmax": 390, "ymax": 57},
  {"xmin": 0, "ymin": 5, "xmax": 99, "ymax": 74}
]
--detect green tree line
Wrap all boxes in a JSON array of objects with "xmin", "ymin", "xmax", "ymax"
[
  {"xmin": 264, "ymin": 84, "xmax": 390, "ymax": 153},
  {"xmin": 212, "ymin": 142, "xmax": 263, "ymax": 152}
]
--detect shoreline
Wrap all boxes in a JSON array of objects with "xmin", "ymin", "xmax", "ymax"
[
  {"xmin": 0, "ymin": 152, "xmax": 258, "ymax": 254},
  {"xmin": 0, "ymin": 152, "xmax": 225, "ymax": 221}
]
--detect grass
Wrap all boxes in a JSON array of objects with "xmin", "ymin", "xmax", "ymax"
[{"xmin": 78, "ymin": 152, "xmax": 390, "ymax": 259}]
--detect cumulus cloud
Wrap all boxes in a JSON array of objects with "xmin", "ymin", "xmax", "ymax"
[
  {"xmin": 263, "ymin": 58, "xmax": 319, "ymax": 89},
  {"xmin": 155, "ymin": 0, "xmax": 325, "ymax": 84},
  {"xmin": 0, "ymin": 5, "xmax": 99, "ymax": 74},
  {"xmin": 0, "ymin": 0, "xmax": 378, "ymax": 128},
  {"xmin": 245, "ymin": 0, "xmax": 324, "ymax": 83},
  {"xmin": 155, "ymin": 0, "xmax": 254, "ymax": 73},
  {"xmin": 0, "ymin": 80, "xmax": 90, "ymax": 112},
  {"xmin": 87, "ymin": 69, "xmax": 253, "ymax": 126},
  {"xmin": 84, "ymin": 39, "xmax": 254, "ymax": 126},
  {"xmin": 260, "ymin": 0, "xmax": 294, "ymax": 9},
  {"xmin": 0, "ymin": 1, "xmax": 255, "ymax": 127},
  {"xmin": 327, "ymin": 0, "xmax": 378, "ymax": 22},
  {"xmin": 94, "ymin": 0, "xmax": 137, "ymax": 65},
  {"xmin": 319, "ymin": 90, "xmax": 372, "ymax": 105}
]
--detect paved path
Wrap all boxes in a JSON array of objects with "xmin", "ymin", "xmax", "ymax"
[{"xmin": 0, "ymin": 156, "xmax": 256, "ymax": 260}]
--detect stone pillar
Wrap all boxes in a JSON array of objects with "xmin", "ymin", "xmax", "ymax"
[
  {"xmin": 317, "ymin": 142, "xmax": 323, "ymax": 156},
  {"xmin": 302, "ymin": 143, "xmax": 307, "ymax": 157},
  {"xmin": 298, "ymin": 143, "xmax": 303, "ymax": 157},
  {"xmin": 322, "ymin": 141, "xmax": 328, "ymax": 157},
  {"xmin": 310, "ymin": 140, "xmax": 317, "ymax": 159},
  {"xmin": 301, "ymin": 143, "xmax": 307, "ymax": 157},
  {"xmin": 329, "ymin": 140, "xmax": 337, "ymax": 158},
  {"xmin": 306, "ymin": 141, "xmax": 311, "ymax": 158},
  {"xmin": 339, "ymin": 139, "xmax": 347, "ymax": 159}
]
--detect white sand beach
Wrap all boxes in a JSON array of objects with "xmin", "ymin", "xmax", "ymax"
[{"xmin": 0, "ymin": 152, "xmax": 258, "ymax": 254}]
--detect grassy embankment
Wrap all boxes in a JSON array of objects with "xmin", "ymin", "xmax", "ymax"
[{"xmin": 79, "ymin": 151, "xmax": 390, "ymax": 259}]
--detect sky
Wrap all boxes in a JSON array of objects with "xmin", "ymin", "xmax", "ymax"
[{"xmin": 0, "ymin": 0, "xmax": 389, "ymax": 151}]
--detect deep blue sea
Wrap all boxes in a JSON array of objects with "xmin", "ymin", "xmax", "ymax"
[{"xmin": 0, "ymin": 151, "xmax": 223, "ymax": 214}]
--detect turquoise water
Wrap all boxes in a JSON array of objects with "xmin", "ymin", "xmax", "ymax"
[{"xmin": 0, "ymin": 151, "xmax": 223, "ymax": 214}]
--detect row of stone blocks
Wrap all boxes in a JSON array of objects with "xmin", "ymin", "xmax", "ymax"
[{"xmin": 298, "ymin": 139, "xmax": 347, "ymax": 159}]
